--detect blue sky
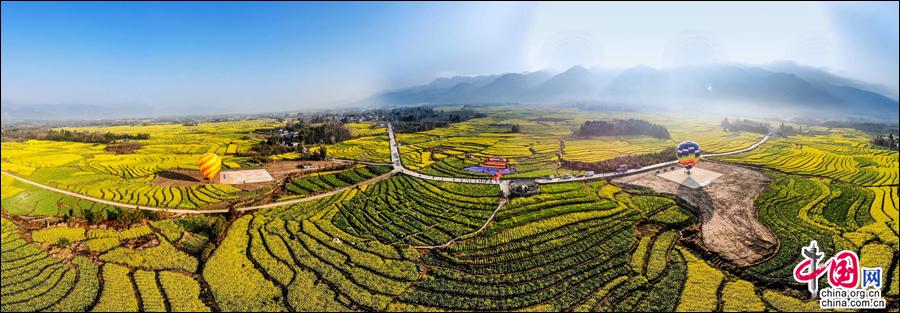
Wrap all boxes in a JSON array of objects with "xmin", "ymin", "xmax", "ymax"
[{"xmin": 2, "ymin": 1, "xmax": 897, "ymax": 114}]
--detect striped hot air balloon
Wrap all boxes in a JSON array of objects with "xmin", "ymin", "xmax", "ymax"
[
  {"xmin": 198, "ymin": 153, "xmax": 222, "ymax": 181},
  {"xmin": 675, "ymin": 141, "xmax": 701, "ymax": 172}
]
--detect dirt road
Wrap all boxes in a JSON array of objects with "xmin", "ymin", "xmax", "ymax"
[{"xmin": 613, "ymin": 161, "xmax": 777, "ymax": 266}]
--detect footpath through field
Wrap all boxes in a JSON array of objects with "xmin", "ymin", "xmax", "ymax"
[
  {"xmin": 411, "ymin": 198, "xmax": 508, "ymax": 250},
  {"xmin": 0, "ymin": 124, "xmax": 767, "ymax": 214}
]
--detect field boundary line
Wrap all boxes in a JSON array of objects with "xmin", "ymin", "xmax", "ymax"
[{"xmin": 412, "ymin": 198, "xmax": 507, "ymax": 250}]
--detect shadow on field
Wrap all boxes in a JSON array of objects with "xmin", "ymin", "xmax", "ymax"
[
  {"xmin": 676, "ymin": 183, "xmax": 714, "ymax": 224},
  {"xmin": 157, "ymin": 170, "xmax": 201, "ymax": 182}
]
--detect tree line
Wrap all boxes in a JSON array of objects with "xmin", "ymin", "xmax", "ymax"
[
  {"xmin": 241, "ymin": 143, "xmax": 329, "ymax": 164},
  {"xmin": 560, "ymin": 149, "xmax": 673, "ymax": 173},
  {"xmin": 385, "ymin": 106, "xmax": 486, "ymax": 133},
  {"xmin": 871, "ymin": 134, "xmax": 899, "ymax": 150},
  {"xmin": 488, "ymin": 123, "xmax": 522, "ymax": 133},
  {"xmin": 776, "ymin": 122, "xmax": 804, "ymax": 136},
  {"xmin": 720, "ymin": 118, "xmax": 769, "ymax": 134},
  {"xmin": 277, "ymin": 120, "xmax": 352, "ymax": 145},
  {"xmin": 1, "ymin": 128, "xmax": 149, "ymax": 144},
  {"xmin": 573, "ymin": 119, "xmax": 670, "ymax": 139},
  {"xmin": 245, "ymin": 119, "xmax": 347, "ymax": 164},
  {"xmin": 822, "ymin": 121, "xmax": 899, "ymax": 134},
  {"xmin": 821, "ymin": 120, "xmax": 898, "ymax": 151}
]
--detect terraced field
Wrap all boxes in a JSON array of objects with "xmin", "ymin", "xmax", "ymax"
[
  {"xmin": 1, "ymin": 218, "xmax": 211, "ymax": 312},
  {"xmin": 398, "ymin": 182, "xmax": 643, "ymax": 311},
  {"xmin": 1, "ymin": 164, "xmax": 245, "ymax": 211},
  {"xmin": 1, "ymin": 120, "xmax": 275, "ymax": 211},
  {"xmin": 1, "ymin": 174, "xmax": 121, "ymax": 218},
  {"xmin": 745, "ymin": 172, "xmax": 899, "ymax": 285},
  {"xmin": 284, "ymin": 165, "xmax": 392, "ymax": 198},
  {"xmin": 194, "ymin": 175, "xmax": 870, "ymax": 312},
  {"xmin": 327, "ymin": 135, "xmax": 392, "ymax": 163},
  {"xmin": 3, "ymin": 174, "xmax": 897, "ymax": 312},
  {"xmin": 331, "ymin": 175, "xmax": 501, "ymax": 246},
  {"xmin": 716, "ymin": 130, "xmax": 899, "ymax": 186}
]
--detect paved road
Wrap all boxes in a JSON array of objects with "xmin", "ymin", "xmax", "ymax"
[
  {"xmin": 535, "ymin": 134, "xmax": 770, "ymax": 184},
  {"xmin": 388, "ymin": 123, "xmax": 501, "ymax": 185}
]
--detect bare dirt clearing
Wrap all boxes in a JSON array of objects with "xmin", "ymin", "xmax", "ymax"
[
  {"xmin": 262, "ymin": 160, "xmax": 351, "ymax": 180},
  {"xmin": 614, "ymin": 161, "xmax": 777, "ymax": 267}
]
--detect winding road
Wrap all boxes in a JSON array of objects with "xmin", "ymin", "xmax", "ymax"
[
  {"xmin": 389, "ymin": 122, "xmax": 770, "ymax": 184},
  {"xmin": 1, "ymin": 123, "xmax": 769, "ymax": 214}
]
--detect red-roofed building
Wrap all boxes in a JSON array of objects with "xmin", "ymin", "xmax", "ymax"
[{"xmin": 480, "ymin": 156, "xmax": 508, "ymax": 169}]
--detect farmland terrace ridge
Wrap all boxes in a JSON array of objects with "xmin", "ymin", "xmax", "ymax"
[{"xmin": 0, "ymin": 123, "xmax": 771, "ymax": 214}]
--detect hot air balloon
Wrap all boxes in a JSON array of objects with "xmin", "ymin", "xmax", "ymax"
[
  {"xmin": 198, "ymin": 153, "xmax": 222, "ymax": 181},
  {"xmin": 675, "ymin": 141, "xmax": 701, "ymax": 174}
]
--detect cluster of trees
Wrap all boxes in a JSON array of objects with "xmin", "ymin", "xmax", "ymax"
[
  {"xmin": 721, "ymin": 118, "xmax": 769, "ymax": 134},
  {"xmin": 386, "ymin": 107, "xmax": 485, "ymax": 133},
  {"xmin": 560, "ymin": 149, "xmax": 673, "ymax": 172},
  {"xmin": 573, "ymin": 119, "xmax": 670, "ymax": 139},
  {"xmin": 822, "ymin": 121, "xmax": 899, "ymax": 134},
  {"xmin": 104, "ymin": 141, "xmax": 143, "ymax": 154},
  {"xmin": 277, "ymin": 120, "xmax": 352, "ymax": 145},
  {"xmin": 249, "ymin": 119, "xmax": 346, "ymax": 162},
  {"xmin": 777, "ymin": 122, "xmax": 803, "ymax": 136},
  {"xmin": 871, "ymin": 133, "xmax": 898, "ymax": 150},
  {"xmin": 488, "ymin": 123, "xmax": 522, "ymax": 133},
  {"xmin": 72, "ymin": 207, "xmax": 159, "ymax": 225},
  {"xmin": 820, "ymin": 121, "xmax": 898, "ymax": 150},
  {"xmin": 305, "ymin": 146, "xmax": 329, "ymax": 160},
  {"xmin": 248, "ymin": 142, "xmax": 328, "ymax": 162},
  {"xmin": 2, "ymin": 128, "xmax": 149, "ymax": 143}
]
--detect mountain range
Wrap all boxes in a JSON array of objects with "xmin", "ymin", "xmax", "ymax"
[{"xmin": 368, "ymin": 61, "xmax": 899, "ymax": 122}]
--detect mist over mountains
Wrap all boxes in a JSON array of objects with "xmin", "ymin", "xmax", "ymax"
[
  {"xmin": 369, "ymin": 61, "xmax": 899, "ymax": 122},
  {"xmin": 3, "ymin": 61, "xmax": 897, "ymax": 123}
]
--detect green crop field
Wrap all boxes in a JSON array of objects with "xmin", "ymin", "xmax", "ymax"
[
  {"xmin": 284, "ymin": 164, "xmax": 393, "ymax": 199},
  {"xmin": 1, "ymin": 218, "xmax": 211, "ymax": 312},
  {"xmin": 717, "ymin": 129, "xmax": 899, "ymax": 186}
]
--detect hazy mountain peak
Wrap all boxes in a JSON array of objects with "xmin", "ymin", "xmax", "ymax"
[
  {"xmin": 369, "ymin": 62, "xmax": 898, "ymax": 122},
  {"xmin": 562, "ymin": 65, "xmax": 589, "ymax": 74},
  {"xmin": 761, "ymin": 60, "xmax": 898, "ymax": 100}
]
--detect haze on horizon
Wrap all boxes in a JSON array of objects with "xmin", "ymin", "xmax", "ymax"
[{"xmin": 2, "ymin": 1, "xmax": 898, "ymax": 116}]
